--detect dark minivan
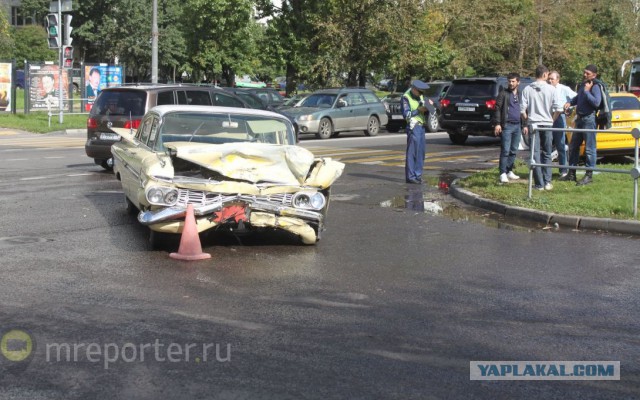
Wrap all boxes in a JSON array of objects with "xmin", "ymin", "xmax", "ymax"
[
  {"xmin": 439, "ymin": 77, "xmax": 533, "ymax": 144},
  {"xmin": 85, "ymin": 85, "xmax": 248, "ymax": 170}
]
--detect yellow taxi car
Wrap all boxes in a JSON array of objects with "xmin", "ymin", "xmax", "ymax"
[{"xmin": 568, "ymin": 93, "xmax": 640, "ymax": 156}]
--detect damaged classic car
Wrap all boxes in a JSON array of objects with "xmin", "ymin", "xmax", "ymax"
[{"xmin": 111, "ymin": 105, "xmax": 344, "ymax": 246}]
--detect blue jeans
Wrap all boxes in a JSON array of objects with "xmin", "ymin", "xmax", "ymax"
[
  {"xmin": 499, "ymin": 122, "xmax": 521, "ymax": 174},
  {"xmin": 533, "ymin": 126, "xmax": 553, "ymax": 187},
  {"xmin": 405, "ymin": 124, "xmax": 426, "ymax": 181},
  {"xmin": 552, "ymin": 115, "xmax": 567, "ymax": 174},
  {"xmin": 568, "ymin": 114, "xmax": 597, "ymax": 169}
]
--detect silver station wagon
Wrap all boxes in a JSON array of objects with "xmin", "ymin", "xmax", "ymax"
[{"xmin": 280, "ymin": 87, "xmax": 388, "ymax": 139}]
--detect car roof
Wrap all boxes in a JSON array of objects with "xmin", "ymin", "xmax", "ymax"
[
  {"xmin": 308, "ymin": 88, "xmax": 374, "ymax": 96},
  {"xmin": 611, "ymin": 92, "xmax": 637, "ymax": 98},
  {"xmin": 149, "ymin": 104, "xmax": 288, "ymax": 119},
  {"xmin": 101, "ymin": 84, "xmax": 227, "ymax": 91}
]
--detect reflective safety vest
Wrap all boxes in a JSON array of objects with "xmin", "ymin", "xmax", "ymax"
[{"xmin": 402, "ymin": 89, "xmax": 425, "ymax": 125}]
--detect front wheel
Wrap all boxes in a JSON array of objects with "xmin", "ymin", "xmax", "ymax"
[
  {"xmin": 149, "ymin": 230, "xmax": 180, "ymax": 251},
  {"xmin": 426, "ymin": 113, "xmax": 439, "ymax": 133},
  {"xmin": 316, "ymin": 117, "xmax": 333, "ymax": 139},
  {"xmin": 448, "ymin": 133, "xmax": 468, "ymax": 145},
  {"xmin": 364, "ymin": 116, "xmax": 380, "ymax": 136}
]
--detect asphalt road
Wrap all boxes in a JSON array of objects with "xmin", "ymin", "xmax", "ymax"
[{"xmin": 0, "ymin": 130, "xmax": 638, "ymax": 399}]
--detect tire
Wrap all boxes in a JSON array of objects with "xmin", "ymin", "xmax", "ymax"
[
  {"xmin": 330, "ymin": 132, "xmax": 340, "ymax": 138},
  {"xmin": 124, "ymin": 196, "xmax": 138, "ymax": 216},
  {"xmin": 149, "ymin": 230, "xmax": 179, "ymax": 251},
  {"xmin": 448, "ymin": 133, "xmax": 468, "ymax": 145},
  {"xmin": 386, "ymin": 125, "xmax": 401, "ymax": 133},
  {"xmin": 426, "ymin": 113, "xmax": 439, "ymax": 133},
  {"xmin": 100, "ymin": 157, "xmax": 114, "ymax": 171},
  {"xmin": 316, "ymin": 117, "xmax": 333, "ymax": 139},
  {"xmin": 364, "ymin": 116, "xmax": 380, "ymax": 136}
]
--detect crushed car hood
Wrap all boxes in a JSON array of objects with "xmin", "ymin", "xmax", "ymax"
[{"xmin": 165, "ymin": 142, "xmax": 320, "ymax": 185}]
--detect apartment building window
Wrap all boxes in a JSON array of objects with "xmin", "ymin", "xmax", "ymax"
[{"xmin": 11, "ymin": 6, "xmax": 34, "ymax": 26}]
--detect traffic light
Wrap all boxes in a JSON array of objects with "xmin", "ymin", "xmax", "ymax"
[
  {"xmin": 63, "ymin": 46, "xmax": 74, "ymax": 68},
  {"xmin": 64, "ymin": 14, "xmax": 73, "ymax": 46},
  {"xmin": 46, "ymin": 13, "xmax": 60, "ymax": 49}
]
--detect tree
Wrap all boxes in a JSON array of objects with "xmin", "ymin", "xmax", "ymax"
[
  {"xmin": 0, "ymin": 7, "xmax": 14, "ymax": 60},
  {"xmin": 11, "ymin": 25, "xmax": 57, "ymax": 68},
  {"xmin": 181, "ymin": 0, "xmax": 259, "ymax": 85}
]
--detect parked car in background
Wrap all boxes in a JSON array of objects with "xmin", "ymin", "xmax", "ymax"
[
  {"xmin": 238, "ymin": 87, "xmax": 285, "ymax": 108},
  {"xmin": 382, "ymin": 80, "xmax": 451, "ymax": 133},
  {"xmin": 567, "ymin": 92, "xmax": 640, "ymax": 156},
  {"xmin": 234, "ymin": 75, "xmax": 267, "ymax": 88},
  {"xmin": 439, "ymin": 76, "xmax": 534, "ymax": 144},
  {"xmin": 279, "ymin": 87, "xmax": 388, "ymax": 139},
  {"xmin": 85, "ymin": 84, "xmax": 248, "ymax": 170},
  {"xmin": 278, "ymin": 94, "xmax": 308, "ymax": 109},
  {"xmin": 111, "ymin": 105, "xmax": 344, "ymax": 247},
  {"xmin": 15, "ymin": 70, "xmax": 25, "ymax": 89}
]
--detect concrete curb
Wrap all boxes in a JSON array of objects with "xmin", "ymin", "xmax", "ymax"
[{"xmin": 449, "ymin": 184, "xmax": 640, "ymax": 235}]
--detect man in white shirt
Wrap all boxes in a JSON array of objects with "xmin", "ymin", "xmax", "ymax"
[
  {"xmin": 547, "ymin": 71, "xmax": 577, "ymax": 178},
  {"xmin": 521, "ymin": 65, "xmax": 563, "ymax": 190}
]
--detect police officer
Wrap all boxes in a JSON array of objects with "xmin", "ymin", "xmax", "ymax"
[{"xmin": 402, "ymin": 80, "xmax": 433, "ymax": 184}]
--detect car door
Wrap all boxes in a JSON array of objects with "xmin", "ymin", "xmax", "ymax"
[
  {"xmin": 345, "ymin": 92, "xmax": 368, "ymax": 129},
  {"xmin": 331, "ymin": 93, "xmax": 352, "ymax": 131},
  {"xmin": 117, "ymin": 115, "xmax": 158, "ymax": 205}
]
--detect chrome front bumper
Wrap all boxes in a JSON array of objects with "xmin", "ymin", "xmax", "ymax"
[{"xmin": 138, "ymin": 195, "xmax": 324, "ymax": 226}]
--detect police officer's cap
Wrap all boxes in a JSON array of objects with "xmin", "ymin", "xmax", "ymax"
[{"xmin": 411, "ymin": 80, "xmax": 430, "ymax": 90}]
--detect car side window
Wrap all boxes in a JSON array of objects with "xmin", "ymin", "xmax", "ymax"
[
  {"xmin": 177, "ymin": 91, "xmax": 188, "ymax": 105},
  {"xmin": 362, "ymin": 92, "xmax": 380, "ymax": 103},
  {"xmin": 136, "ymin": 118, "xmax": 151, "ymax": 142},
  {"xmin": 185, "ymin": 90, "xmax": 212, "ymax": 106},
  {"xmin": 214, "ymin": 93, "xmax": 244, "ymax": 108},
  {"xmin": 346, "ymin": 93, "xmax": 365, "ymax": 106},
  {"xmin": 156, "ymin": 90, "xmax": 175, "ymax": 106},
  {"xmin": 137, "ymin": 117, "xmax": 153, "ymax": 143},
  {"xmin": 147, "ymin": 117, "xmax": 159, "ymax": 148}
]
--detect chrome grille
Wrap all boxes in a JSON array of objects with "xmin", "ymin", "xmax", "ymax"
[
  {"xmin": 390, "ymin": 103, "xmax": 403, "ymax": 114},
  {"xmin": 176, "ymin": 189, "xmax": 293, "ymax": 207}
]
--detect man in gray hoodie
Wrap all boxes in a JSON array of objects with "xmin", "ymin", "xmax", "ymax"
[{"xmin": 521, "ymin": 65, "xmax": 563, "ymax": 190}]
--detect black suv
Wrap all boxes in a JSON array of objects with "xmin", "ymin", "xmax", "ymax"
[
  {"xmin": 439, "ymin": 77, "xmax": 533, "ymax": 144},
  {"xmin": 85, "ymin": 85, "xmax": 248, "ymax": 170},
  {"xmin": 383, "ymin": 80, "xmax": 451, "ymax": 133}
]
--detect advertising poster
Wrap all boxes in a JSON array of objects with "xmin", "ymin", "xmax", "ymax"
[
  {"xmin": 84, "ymin": 65, "xmax": 123, "ymax": 111},
  {"xmin": 28, "ymin": 64, "xmax": 69, "ymax": 111},
  {"xmin": 0, "ymin": 62, "xmax": 11, "ymax": 112}
]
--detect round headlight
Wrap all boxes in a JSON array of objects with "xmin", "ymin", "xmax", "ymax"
[
  {"xmin": 293, "ymin": 193, "xmax": 310, "ymax": 208},
  {"xmin": 164, "ymin": 190, "xmax": 178, "ymax": 205},
  {"xmin": 310, "ymin": 192, "xmax": 326, "ymax": 210},
  {"xmin": 147, "ymin": 188, "xmax": 164, "ymax": 204}
]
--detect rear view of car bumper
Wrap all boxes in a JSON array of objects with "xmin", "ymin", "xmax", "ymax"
[
  {"xmin": 85, "ymin": 138, "xmax": 120, "ymax": 160},
  {"xmin": 439, "ymin": 120, "xmax": 493, "ymax": 136}
]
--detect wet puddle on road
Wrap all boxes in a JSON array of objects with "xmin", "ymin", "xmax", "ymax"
[{"xmin": 380, "ymin": 174, "xmax": 536, "ymax": 232}]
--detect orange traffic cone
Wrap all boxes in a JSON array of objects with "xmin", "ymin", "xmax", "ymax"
[{"xmin": 170, "ymin": 204, "xmax": 211, "ymax": 261}]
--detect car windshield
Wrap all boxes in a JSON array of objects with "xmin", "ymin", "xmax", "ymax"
[
  {"xmin": 92, "ymin": 90, "xmax": 146, "ymax": 116},
  {"xmin": 155, "ymin": 112, "xmax": 295, "ymax": 150},
  {"xmin": 300, "ymin": 94, "xmax": 337, "ymax": 108},
  {"xmin": 447, "ymin": 82, "xmax": 494, "ymax": 97},
  {"xmin": 610, "ymin": 96, "xmax": 640, "ymax": 111}
]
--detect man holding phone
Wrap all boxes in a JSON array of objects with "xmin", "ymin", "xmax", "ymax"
[{"xmin": 561, "ymin": 64, "xmax": 602, "ymax": 185}]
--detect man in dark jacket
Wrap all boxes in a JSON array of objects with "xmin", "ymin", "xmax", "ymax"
[{"xmin": 492, "ymin": 73, "xmax": 524, "ymax": 183}]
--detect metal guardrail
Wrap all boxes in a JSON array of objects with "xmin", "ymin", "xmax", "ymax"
[{"xmin": 527, "ymin": 125, "xmax": 640, "ymax": 218}]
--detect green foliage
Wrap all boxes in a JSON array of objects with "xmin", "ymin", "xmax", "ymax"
[
  {"xmin": 11, "ymin": 25, "xmax": 57, "ymax": 68},
  {"xmin": 0, "ymin": 7, "xmax": 14, "ymax": 59}
]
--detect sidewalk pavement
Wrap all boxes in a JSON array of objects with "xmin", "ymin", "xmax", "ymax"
[{"xmin": 449, "ymin": 183, "xmax": 640, "ymax": 236}]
